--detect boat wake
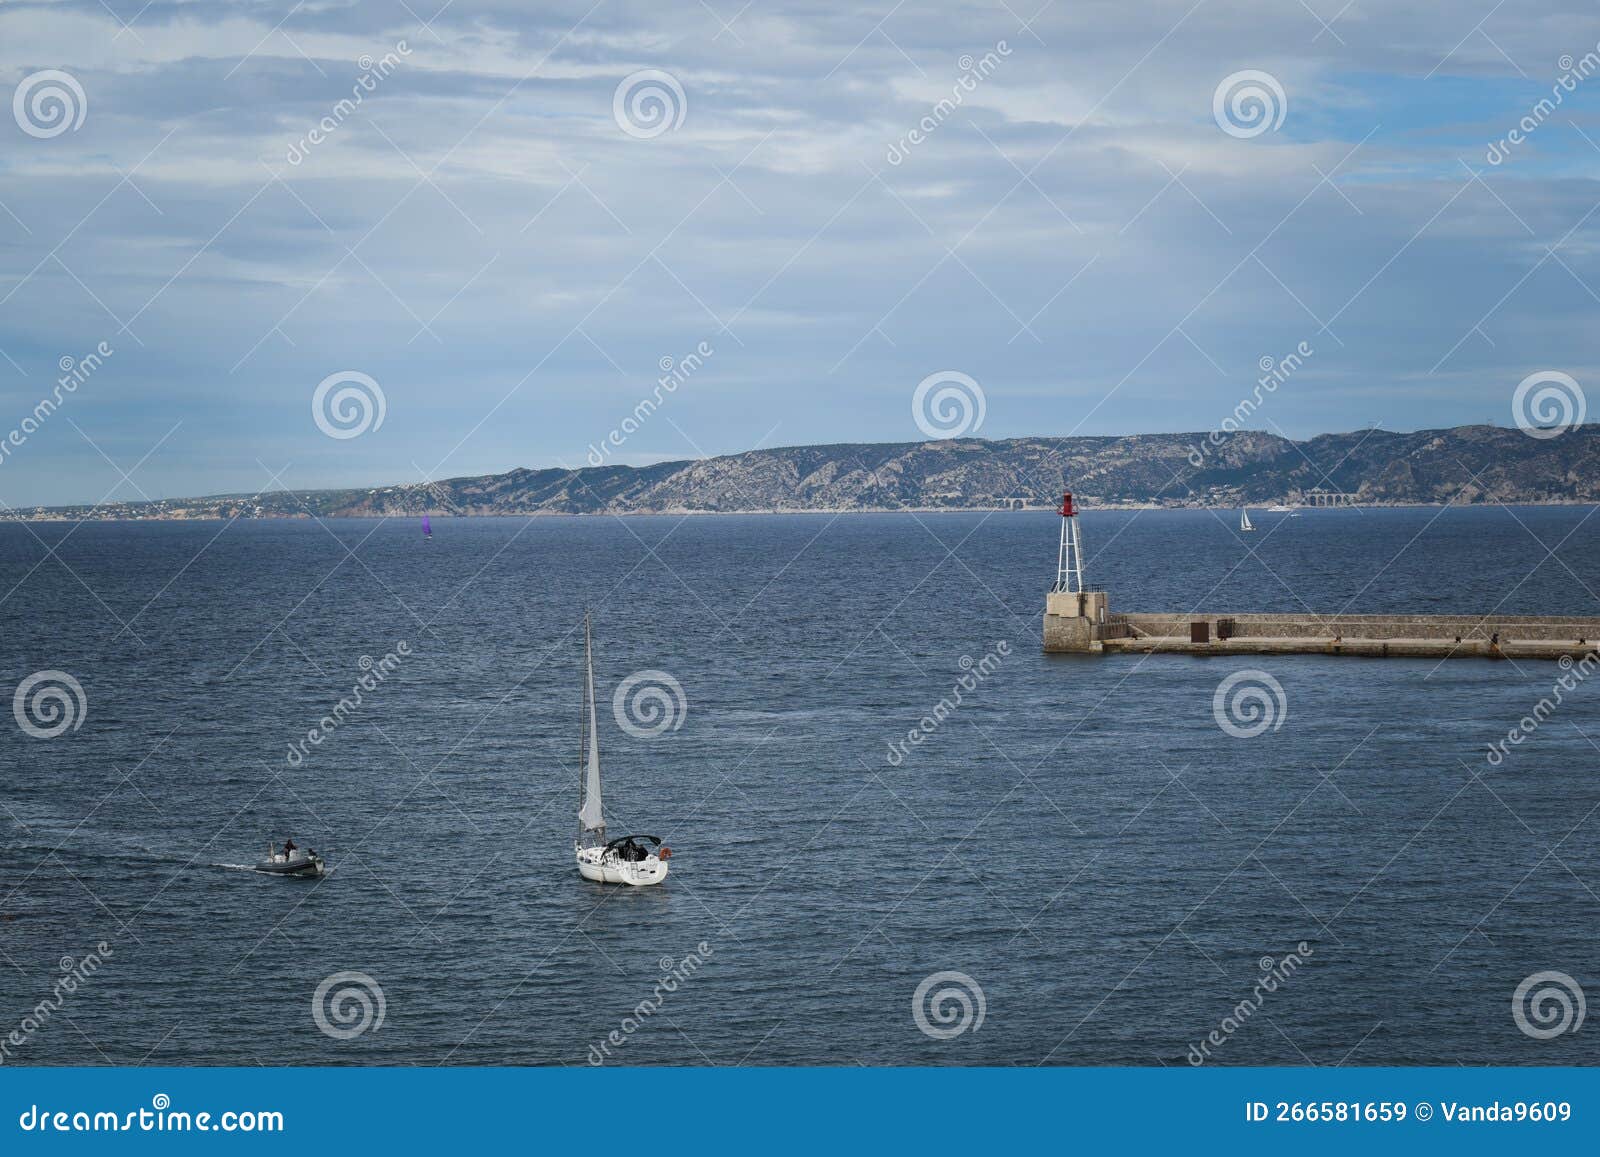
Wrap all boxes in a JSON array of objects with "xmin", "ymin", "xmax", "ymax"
[{"xmin": 2, "ymin": 839, "xmax": 188, "ymax": 871}]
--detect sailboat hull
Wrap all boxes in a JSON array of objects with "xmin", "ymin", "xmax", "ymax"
[{"xmin": 575, "ymin": 846, "xmax": 669, "ymax": 887}]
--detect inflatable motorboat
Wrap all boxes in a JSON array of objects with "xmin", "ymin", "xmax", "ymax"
[{"xmin": 255, "ymin": 847, "xmax": 327, "ymax": 878}]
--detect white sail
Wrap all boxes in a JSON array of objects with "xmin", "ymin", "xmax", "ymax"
[
  {"xmin": 577, "ymin": 614, "xmax": 605, "ymax": 834},
  {"xmin": 1240, "ymin": 509, "xmax": 1254, "ymax": 531}
]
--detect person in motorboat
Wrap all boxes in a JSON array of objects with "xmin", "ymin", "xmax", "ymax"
[{"xmin": 282, "ymin": 837, "xmax": 297, "ymax": 861}]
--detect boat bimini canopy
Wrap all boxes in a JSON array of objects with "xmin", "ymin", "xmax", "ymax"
[{"xmin": 603, "ymin": 834, "xmax": 663, "ymax": 851}]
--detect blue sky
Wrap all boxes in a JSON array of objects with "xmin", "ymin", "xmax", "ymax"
[{"xmin": 2, "ymin": 0, "xmax": 1599, "ymax": 505}]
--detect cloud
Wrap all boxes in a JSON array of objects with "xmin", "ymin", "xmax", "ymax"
[{"xmin": 1, "ymin": 0, "xmax": 1599, "ymax": 506}]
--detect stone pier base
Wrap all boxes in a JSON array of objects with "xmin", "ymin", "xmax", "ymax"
[
  {"xmin": 1043, "ymin": 597, "xmax": 1600, "ymax": 662},
  {"xmin": 1042, "ymin": 589, "xmax": 1108, "ymax": 653}
]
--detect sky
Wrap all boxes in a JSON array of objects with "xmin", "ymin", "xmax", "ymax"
[{"xmin": 1, "ymin": 0, "xmax": 1599, "ymax": 506}]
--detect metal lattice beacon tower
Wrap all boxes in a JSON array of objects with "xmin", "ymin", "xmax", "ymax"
[
  {"xmin": 1043, "ymin": 491, "xmax": 1108, "ymax": 651},
  {"xmin": 1053, "ymin": 491, "xmax": 1083, "ymax": 594}
]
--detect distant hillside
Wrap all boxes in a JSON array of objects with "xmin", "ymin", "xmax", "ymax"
[{"xmin": 11, "ymin": 425, "xmax": 1600, "ymax": 520}]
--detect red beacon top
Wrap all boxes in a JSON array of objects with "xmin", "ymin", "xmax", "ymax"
[{"xmin": 1059, "ymin": 492, "xmax": 1075, "ymax": 518}]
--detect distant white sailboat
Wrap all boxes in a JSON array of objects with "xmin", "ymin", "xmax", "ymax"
[
  {"xmin": 573, "ymin": 614, "xmax": 671, "ymax": 887},
  {"xmin": 1240, "ymin": 508, "xmax": 1255, "ymax": 532}
]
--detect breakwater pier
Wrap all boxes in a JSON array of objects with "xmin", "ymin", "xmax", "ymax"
[
  {"xmin": 1040, "ymin": 495, "xmax": 1600, "ymax": 661},
  {"xmin": 1044, "ymin": 595, "xmax": 1600, "ymax": 660}
]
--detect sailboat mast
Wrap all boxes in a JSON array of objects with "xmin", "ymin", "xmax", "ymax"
[
  {"xmin": 585, "ymin": 620, "xmax": 592, "ymax": 800},
  {"xmin": 577, "ymin": 612, "xmax": 605, "ymax": 839},
  {"xmin": 586, "ymin": 613, "xmax": 599, "ymax": 788}
]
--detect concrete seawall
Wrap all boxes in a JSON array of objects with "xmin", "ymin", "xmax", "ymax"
[{"xmin": 1043, "ymin": 593, "xmax": 1600, "ymax": 660}]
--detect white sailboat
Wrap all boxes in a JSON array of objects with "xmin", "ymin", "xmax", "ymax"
[
  {"xmin": 573, "ymin": 614, "xmax": 671, "ymax": 887},
  {"xmin": 1240, "ymin": 509, "xmax": 1255, "ymax": 531}
]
